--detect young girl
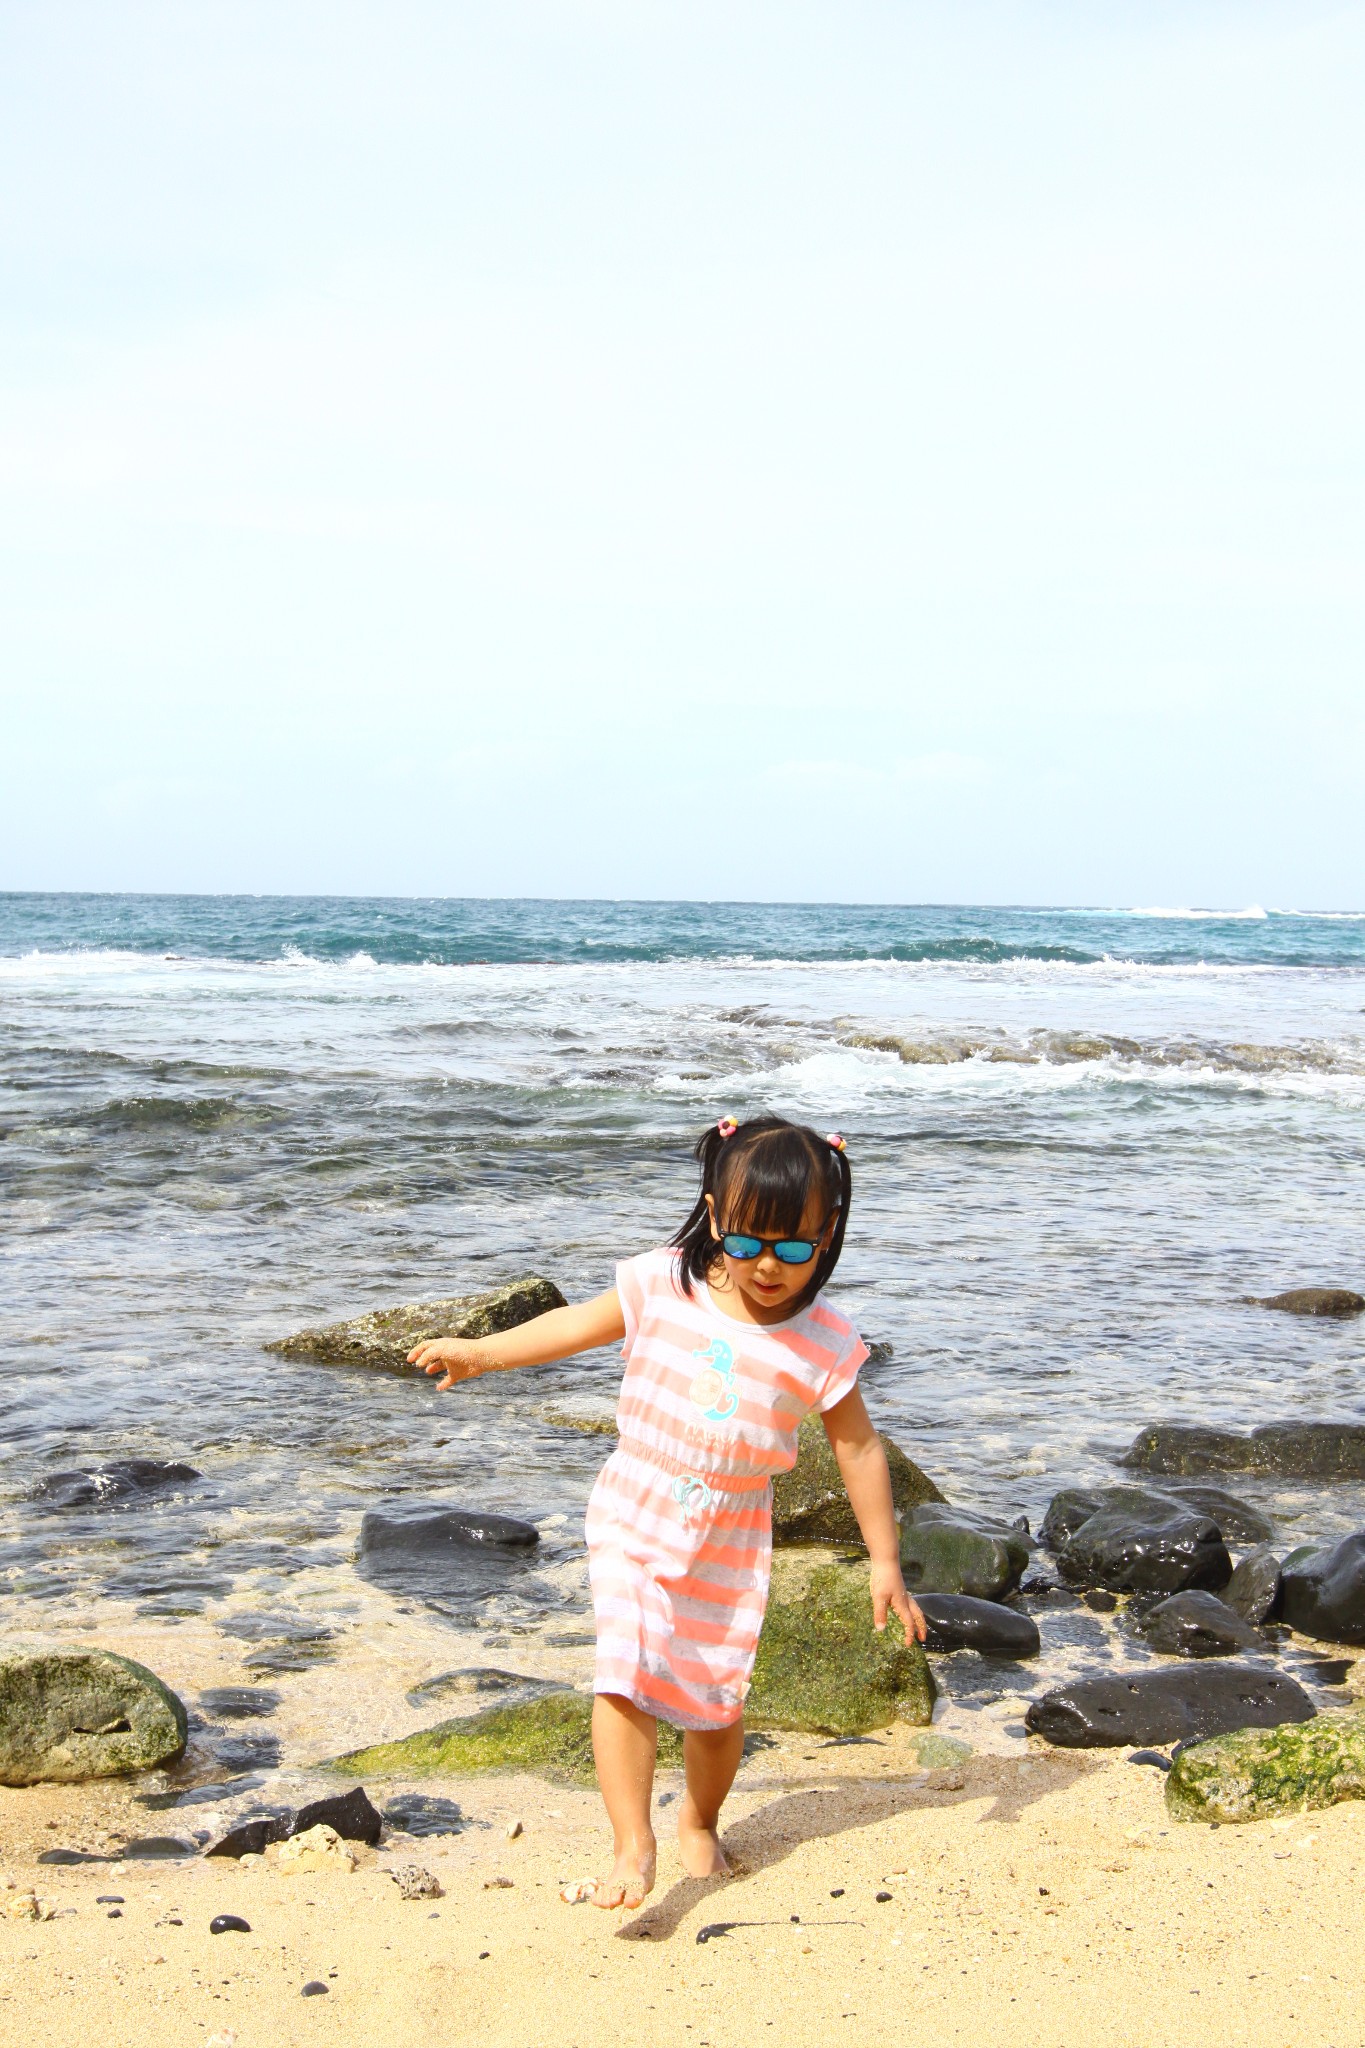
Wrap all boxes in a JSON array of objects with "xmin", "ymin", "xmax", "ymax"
[{"xmin": 408, "ymin": 1114, "xmax": 926, "ymax": 1910}]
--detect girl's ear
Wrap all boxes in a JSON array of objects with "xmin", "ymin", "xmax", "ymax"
[{"xmin": 704, "ymin": 1192, "xmax": 721, "ymax": 1240}]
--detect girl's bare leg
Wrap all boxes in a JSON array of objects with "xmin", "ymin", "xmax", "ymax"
[
  {"xmin": 678, "ymin": 1718, "xmax": 744, "ymax": 1877},
  {"xmin": 590, "ymin": 1693, "xmax": 658, "ymax": 1908}
]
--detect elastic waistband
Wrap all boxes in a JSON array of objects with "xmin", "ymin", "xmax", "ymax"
[{"xmin": 615, "ymin": 1436, "xmax": 773, "ymax": 1496}]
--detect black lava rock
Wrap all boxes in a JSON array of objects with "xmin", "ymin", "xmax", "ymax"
[
  {"xmin": 1120, "ymin": 1423, "xmax": 1365, "ymax": 1481},
  {"xmin": 31, "ymin": 1459, "xmax": 201, "ymax": 1510},
  {"xmin": 916, "ymin": 1593, "xmax": 1040, "ymax": 1659},
  {"xmin": 1054, "ymin": 1501, "xmax": 1231, "ymax": 1596},
  {"xmin": 1041, "ymin": 1482, "xmax": 1270, "ymax": 1553},
  {"xmin": 1024, "ymin": 1664, "xmax": 1316, "ymax": 1749},
  {"xmin": 209, "ymin": 1914, "xmax": 252, "ymax": 1935},
  {"xmin": 292, "ymin": 1785, "xmax": 384, "ymax": 1846},
  {"xmin": 121, "ymin": 1837, "xmax": 195, "ymax": 1860},
  {"xmin": 1255, "ymin": 1288, "xmax": 1364, "ymax": 1318},
  {"xmin": 1224, "ymin": 1544, "xmax": 1283, "ymax": 1625},
  {"xmin": 1129, "ymin": 1590, "xmax": 1265, "ymax": 1659},
  {"xmin": 1127, "ymin": 1750, "xmax": 1172, "ymax": 1771},
  {"xmin": 1279, "ymin": 1532, "xmax": 1365, "ymax": 1645},
  {"xmin": 207, "ymin": 1817, "xmax": 290, "ymax": 1858},
  {"xmin": 301, "ymin": 1981, "xmax": 329, "ymax": 1997}
]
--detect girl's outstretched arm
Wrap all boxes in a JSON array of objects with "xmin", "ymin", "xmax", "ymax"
[
  {"xmin": 823, "ymin": 1386, "xmax": 928, "ymax": 1643},
  {"xmin": 407, "ymin": 1289, "xmax": 626, "ymax": 1392}
]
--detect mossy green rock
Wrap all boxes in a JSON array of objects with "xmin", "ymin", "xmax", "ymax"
[
  {"xmin": 746, "ymin": 1551, "xmax": 936, "ymax": 1734},
  {"xmin": 325, "ymin": 1690, "xmax": 682, "ymax": 1787},
  {"xmin": 1166, "ymin": 1708, "xmax": 1365, "ymax": 1824},
  {"xmin": 266, "ymin": 1275, "xmax": 567, "ymax": 1371},
  {"xmin": 0, "ymin": 1648, "xmax": 187, "ymax": 1786},
  {"xmin": 772, "ymin": 1413, "xmax": 945, "ymax": 1545},
  {"xmin": 900, "ymin": 1506, "xmax": 1031, "ymax": 1600}
]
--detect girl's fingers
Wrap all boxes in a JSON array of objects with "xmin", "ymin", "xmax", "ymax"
[{"xmin": 895, "ymin": 1593, "xmax": 928, "ymax": 1643}]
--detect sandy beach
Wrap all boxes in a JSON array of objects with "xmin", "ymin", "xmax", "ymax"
[{"xmin": 5, "ymin": 1732, "xmax": 1364, "ymax": 2048}]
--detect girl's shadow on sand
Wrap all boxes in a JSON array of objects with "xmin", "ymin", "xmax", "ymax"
[{"xmin": 618, "ymin": 1751, "xmax": 1102, "ymax": 1943}]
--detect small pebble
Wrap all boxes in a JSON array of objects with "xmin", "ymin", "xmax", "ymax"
[
  {"xmin": 483, "ymin": 1877, "xmax": 514, "ymax": 1890},
  {"xmin": 301, "ymin": 1980, "xmax": 328, "ymax": 1997},
  {"xmin": 209, "ymin": 1914, "xmax": 251, "ymax": 1935},
  {"xmin": 875, "ymin": 1891, "xmax": 892, "ymax": 1904},
  {"xmin": 96, "ymin": 1896, "xmax": 125, "ymax": 1905},
  {"xmin": 790, "ymin": 1915, "xmax": 800, "ymax": 1924},
  {"xmin": 1038, "ymin": 1887, "xmax": 1049, "ymax": 1897},
  {"xmin": 479, "ymin": 1950, "xmax": 491, "ymax": 1960},
  {"xmin": 506, "ymin": 1819, "xmax": 523, "ymax": 1840},
  {"xmin": 106, "ymin": 1909, "xmax": 123, "ymax": 1919},
  {"xmin": 830, "ymin": 1888, "xmax": 844, "ymax": 1899}
]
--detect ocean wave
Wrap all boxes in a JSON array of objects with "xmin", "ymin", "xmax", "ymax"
[
  {"xmin": 1128, "ymin": 905, "xmax": 1269, "ymax": 920},
  {"xmin": 840, "ymin": 1028, "xmax": 1365, "ymax": 1079}
]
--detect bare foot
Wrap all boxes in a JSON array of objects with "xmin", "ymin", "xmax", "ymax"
[
  {"xmin": 677, "ymin": 1816, "xmax": 730, "ymax": 1879},
  {"xmin": 590, "ymin": 1838, "xmax": 656, "ymax": 1910}
]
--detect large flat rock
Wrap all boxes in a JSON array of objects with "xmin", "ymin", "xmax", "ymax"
[
  {"xmin": 265, "ymin": 1275, "xmax": 566, "ymax": 1370},
  {"xmin": 1025, "ymin": 1664, "xmax": 1315, "ymax": 1749}
]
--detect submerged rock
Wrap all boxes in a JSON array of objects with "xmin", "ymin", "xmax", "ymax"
[
  {"xmin": 405, "ymin": 1669, "xmax": 568, "ymax": 1711},
  {"xmin": 746, "ymin": 1551, "xmax": 936, "ymax": 1733},
  {"xmin": 31, "ymin": 1459, "xmax": 200, "ymax": 1510},
  {"xmin": 772, "ymin": 1414, "xmax": 945, "ymax": 1546},
  {"xmin": 1129, "ymin": 1590, "xmax": 1265, "ymax": 1659},
  {"xmin": 198, "ymin": 1686, "xmax": 281, "ymax": 1720},
  {"xmin": 1025, "ymin": 1664, "xmax": 1315, "ymax": 1749},
  {"xmin": 1224, "ymin": 1545, "xmax": 1283, "ymax": 1625},
  {"xmin": 899, "ymin": 1507, "xmax": 1032, "ymax": 1601},
  {"xmin": 266, "ymin": 1275, "xmax": 567, "ymax": 1371},
  {"xmin": 1254, "ymin": 1288, "xmax": 1364, "ymax": 1318},
  {"xmin": 326, "ymin": 1691, "xmax": 683, "ymax": 1787},
  {"xmin": 1053, "ymin": 1500, "xmax": 1231, "ymax": 1597},
  {"xmin": 1121, "ymin": 1422, "xmax": 1365, "ymax": 1481},
  {"xmin": 0, "ymin": 1649, "xmax": 187, "ymax": 1786},
  {"xmin": 916, "ymin": 1593, "xmax": 1039, "ymax": 1659},
  {"xmin": 1167, "ymin": 1708, "xmax": 1365, "ymax": 1823},
  {"xmin": 360, "ymin": 1505, "xmax": 540, "ymax": 1559},
  {"xmin": 1279, "ymin": 1533, "xmax": 1365, "ymax": 1645},
  {"xmin": 292, "ymin": 1784, "xmax": 384, "ymax": 1845}
]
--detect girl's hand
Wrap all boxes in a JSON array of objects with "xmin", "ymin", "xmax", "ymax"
[
  {"xmin": 870, "ymin": 1558, "xmax": 927, "ymax": 1643},
  {"xmin": 407, "ymin": 1338, "xmax": 490, "ymax": 1391}
]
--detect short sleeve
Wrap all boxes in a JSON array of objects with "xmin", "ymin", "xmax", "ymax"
[
  {"xmin": 615, "ymin": 1255, "xmax": 648, "ymax": 1356},
  {"xmin": 815, "ymin": 1328, "xmax": 869, "ymax": 1413}
]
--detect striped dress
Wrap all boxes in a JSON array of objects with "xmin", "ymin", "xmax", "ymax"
[{"xmin": 586, "ymin": 1247, "xmax": 867, "ymax": 1730}]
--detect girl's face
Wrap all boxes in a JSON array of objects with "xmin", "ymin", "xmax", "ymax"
[{"xmin": 704, "ymin": 1184, "xmax": 836, "ymax": 1322}]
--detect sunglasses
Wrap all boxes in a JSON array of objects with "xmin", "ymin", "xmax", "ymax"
[{"xmin": 718, "ymin": 1217, "xmax": 833, "ymax": 1266}]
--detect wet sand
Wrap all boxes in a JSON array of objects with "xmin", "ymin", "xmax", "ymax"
[{"xmin": 4, "ymin": 1734, "xmax": 1364, "ymax": 2048}]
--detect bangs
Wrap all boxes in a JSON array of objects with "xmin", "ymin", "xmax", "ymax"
[{"xmin": 715, "ymin": 1129, "xmax": 837, "ymax": 1237}]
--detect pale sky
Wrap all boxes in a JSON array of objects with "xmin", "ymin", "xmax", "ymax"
[{"xmin": 2, "ymin": 1, "xmax": 1362, "ymax": 906}]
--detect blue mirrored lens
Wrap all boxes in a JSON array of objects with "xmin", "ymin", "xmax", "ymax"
[
  {"xmin": 722, "ymin": 1234, "xmax": 764, "ymax": 1260},
  {"xmin": 774, "ymin": 1241, "xmax": 817, "ymax": 1264}
]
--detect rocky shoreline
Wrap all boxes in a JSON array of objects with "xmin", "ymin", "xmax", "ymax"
[{"xmin": 5, "ymin": 1276, "xmax": 1365, "ymax": 1856}]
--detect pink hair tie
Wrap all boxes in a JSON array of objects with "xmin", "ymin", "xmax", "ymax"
[
  {"xmin": 716, "ymin": 1116, "xmax": 739, "ymax": 1139},
  {"xmin": 826, "ymin": 1132, "xmax": 847, "ymax": 1153}
]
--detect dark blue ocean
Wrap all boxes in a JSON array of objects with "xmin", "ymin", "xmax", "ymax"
[{"xmin": 2, "ymin": 895, "xmax": 1363, "ymax": 1778}]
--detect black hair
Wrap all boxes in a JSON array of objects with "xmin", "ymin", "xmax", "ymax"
[{"xmin": 669, "ymin": 1115, "xmax": 852, "ymax": 1314}]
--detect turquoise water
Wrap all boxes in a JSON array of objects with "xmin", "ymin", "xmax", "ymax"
[{"xmin": 2, "ymin": 892, "xmax": 1363, "ymax": 1676}]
